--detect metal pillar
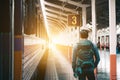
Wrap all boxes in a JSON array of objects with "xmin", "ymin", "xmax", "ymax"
[
  {"xmin": 0, "ymin": 0, "xmax": 14, "ymax": 80},
  {"xmin": 11, "ymin": 0, "xmax": 14, "ymax": 79},
  {"xmin": 109, "ymin": 0, "xmax": 116, "ymax": 79},
  {"xmin": 91, "ymin": 0, "xmax": 97, "ymax": 79},
  {"xmin": 14, "ymin": 0, "xmax": 23, "ymax": 80},
  {"xmin": 82, "ymin": 7, "xmax": 87, "ymax": 27},
  {"xmin": 91, "ymin": 0, "xmax": 97, "ymax": 44}
]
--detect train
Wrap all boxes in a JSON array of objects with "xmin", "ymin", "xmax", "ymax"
[{"xmin": 97, "ymin": 26, "xmax": 120, "ymax": 52}]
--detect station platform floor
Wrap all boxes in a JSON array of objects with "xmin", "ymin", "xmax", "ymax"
[
  {"xmin": 31, "ymin": 47, "xmax": 120, "ymax": 80},
  {"xmin": 98, "ymin": 50, "xmax": 120, "ymax": 80}
]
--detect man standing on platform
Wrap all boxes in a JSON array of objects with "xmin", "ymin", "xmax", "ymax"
[{"xmin": 72, "ymin": 29, "xmax": 100, "ymax": 80}]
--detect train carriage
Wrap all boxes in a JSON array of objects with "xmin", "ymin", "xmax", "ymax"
[{"xmin": 97, "ymin": 26, "xmax": 120, "ymax": 52}]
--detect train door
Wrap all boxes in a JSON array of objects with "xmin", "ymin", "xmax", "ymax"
[
  {"xmin": 101, "ymin": 36, "xmax": 105, "ymax": 50},
  {"xmin": 106, "ymin": 35, "xmax": 109, "ymax": 50},
  {"xmin": 97, "ymin": 37, "xmax": 100, "ymax": 48}
]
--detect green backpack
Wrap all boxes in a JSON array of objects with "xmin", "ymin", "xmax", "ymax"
[{"xmin": 77, "ymin": 41, "xmax": 95, "ymax": 70}]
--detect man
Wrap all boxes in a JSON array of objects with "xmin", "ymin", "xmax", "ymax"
[{"xmin": 72, "ymin": 29, "xmax": 100, "ymax": 80}]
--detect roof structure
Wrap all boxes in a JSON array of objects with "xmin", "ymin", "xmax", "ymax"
[{"xmin": 42, "ymin": 0, "xmax": 120, "ymax": 36}]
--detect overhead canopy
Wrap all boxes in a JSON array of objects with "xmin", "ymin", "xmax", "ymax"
[{"xmin": 40, "ymin": 0, "xmax": 120, "ymax": 36}]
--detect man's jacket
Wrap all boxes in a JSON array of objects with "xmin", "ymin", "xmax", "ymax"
[{"xmin": 72, "ymin": 40, "xmax": 100, "ymax": 72}]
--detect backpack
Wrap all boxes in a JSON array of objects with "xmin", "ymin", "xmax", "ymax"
[{"xmin": 76, "ymin": 41, "xmax": 94, "ymax": 70}]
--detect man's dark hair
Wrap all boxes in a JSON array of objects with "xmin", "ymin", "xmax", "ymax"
[{"xmin": 80, "ymin": 29, "xmax": 88, "ymax": 38}]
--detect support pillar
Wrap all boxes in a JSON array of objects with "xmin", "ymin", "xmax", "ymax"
[
  {"xmin": 109, "ymin": 0, "xmax": 116, "ymax": 79},
  {"xmin": 14, "ymin": 0, "xmax": 23, "ymax": 80},
  {"xmin": 91, "ymin": 0, "xmax": 97, "ymax": 44},
  {"xmin": 0, "ymin": 0, "xmax": 14, "ymax": 80},
  {"xmin": 91, "ymin": 0, "xmax": 97, "ymax": 79},
  {"xmin": 82, "ymin": 7, "xmax": 87, "ymax": 27}
]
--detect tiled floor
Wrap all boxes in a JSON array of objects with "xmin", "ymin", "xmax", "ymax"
[
  {"xmin": 97, "ymin": 50, "xmax": 110, "ymax": 80},
  {"xmin": 44, "ymin": 48, "xmax": 119, "ymax": 80}
]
